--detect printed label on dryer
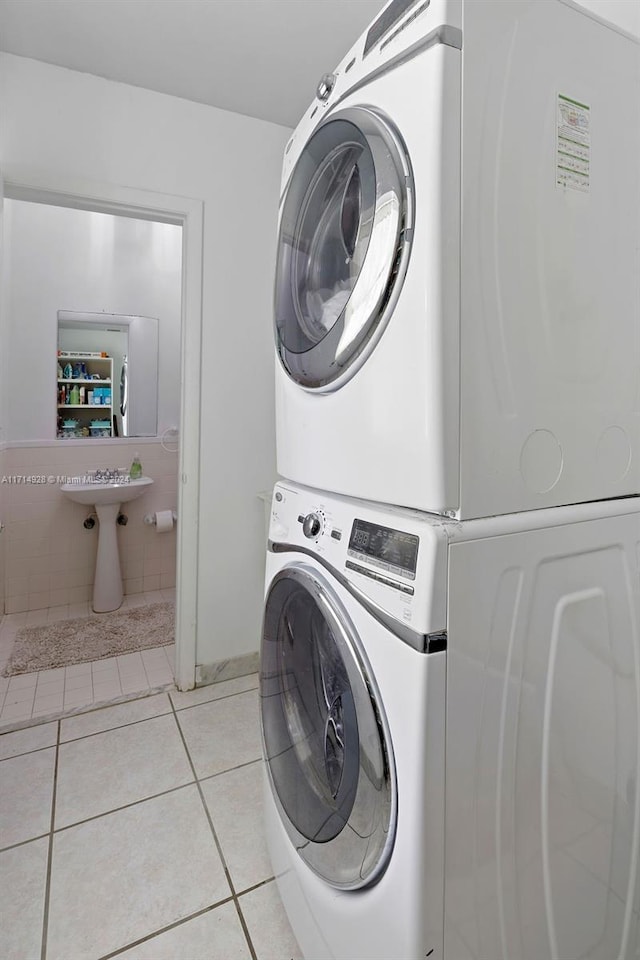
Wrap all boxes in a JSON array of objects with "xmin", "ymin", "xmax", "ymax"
[{"xmin": 556, "ymin": 94, "xmax": 590, "ymax": 193}]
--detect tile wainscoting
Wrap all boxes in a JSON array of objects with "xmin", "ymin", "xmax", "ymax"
[{"xmin": 2, "ymin": 441, "xmax": 178, "ymax": 614}]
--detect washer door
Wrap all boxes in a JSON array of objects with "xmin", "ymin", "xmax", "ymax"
[
  {"xmin": 274, "ymin": 107, "xmax": 413, "ymax": 391},
  {"xmin": 260, "ymin": 564, "xmax": 396, "ymax": 889}
]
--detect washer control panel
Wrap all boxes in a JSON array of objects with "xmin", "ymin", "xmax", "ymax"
[
  {"xmin": 347, "ymin": 518, "xmax": 418, "ymax": 581},
  {"xmin": 268, "ymin": 482, "xmax": 448, "ymax": 636},
  {"xmin": 272, "ymin": 484, "xmax": 419, "ymax": 594}
]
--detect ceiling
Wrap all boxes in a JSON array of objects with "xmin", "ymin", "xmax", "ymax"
[
  {"xmin": 0, "ymin": 0, "xmax": 385, "ymax": 128},
  {"xmin": 1, "ymin": 1, "xmax": 636, "ymax": 129}
]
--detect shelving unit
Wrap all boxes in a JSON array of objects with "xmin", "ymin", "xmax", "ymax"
[{"xmin": 57, "ymin": 353, "xmax": 114, "ymax": 438}]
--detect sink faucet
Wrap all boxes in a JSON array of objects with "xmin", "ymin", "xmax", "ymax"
[{"xmin": 94, "ymin": 468, "xmax": 122, "ymax": 482}]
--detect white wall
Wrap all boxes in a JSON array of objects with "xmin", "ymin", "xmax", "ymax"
[
  {"xmin": 0, "ymin": 447, "xmax": 5, "ymax": 615},
  {"xmin": 0, "ymin": 189, "xmax": 6, "ymax": 451},
  {"xmin": 0, "ymin": 52, "xmax": 290, "ymax": 668},
  {"xmin": 0, "ymin": 177, "xmax": 6, "ymax": 614},
  {"xmin": 5, "ymin": 199, "xmax": 182, "ymax": 441}
]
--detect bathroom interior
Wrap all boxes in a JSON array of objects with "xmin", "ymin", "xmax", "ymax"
[{"xmin": 0, "ymin": 199, "xmax": 184, "ymax": 720}]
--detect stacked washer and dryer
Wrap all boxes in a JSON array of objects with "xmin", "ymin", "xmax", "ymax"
[{"xmin": 259, "ymin": 2, "xmax": 640, "ymax": 958}]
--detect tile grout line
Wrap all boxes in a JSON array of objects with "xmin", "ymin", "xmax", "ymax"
[
  {"xmin": 171, "ymin": 681, "xmax": 259, "ymax": 714},
  {"xmin": 0, "ymin": 681, "xmax": 257, "ymax": 756},
  {"xmin": 197, "ymin": 754, "xmax": 264, "ymax": 786},
  {"xmin": 229, "ymin": 897, "xmax": 261, "ymax": 960},
  {"xmin": 39, "ymin": 718, "xmax": 61, "ymax": 960},
  {"xmin": 57, "ymin": 705, "xmax": 174, "ymax": 746},
  {"xmin": 0, "ymin": 830, "xmax": 51, "ymax": 856},
  {"xmin": 96, "ymin": 900, "xmax": 236, "ymax": 960},
  {"xmin": 169, "ymin": 697, "xmax": 260, "ymax": 960},
  {"xmin": 0, "ymin": 754, "xmax": 268, "ymax": 856},
  {"xmin": 51, "ymin": 780, "xmax": 196, "ymax": 837}
]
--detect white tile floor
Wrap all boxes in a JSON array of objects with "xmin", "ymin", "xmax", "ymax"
[
  {"xmin": 0, "ymin": 677, "xmax": 303, "ymax": 960},
  {"xmin": 0, "ymin": 590, "xmax": 176, "ymax": 728}
]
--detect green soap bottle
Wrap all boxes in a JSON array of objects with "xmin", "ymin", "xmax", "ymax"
[{"xmin": 129, "ymin": 453, "xmax": 142, "ymax": 479}]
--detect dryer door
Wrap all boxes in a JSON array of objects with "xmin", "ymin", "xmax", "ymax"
[
  {"xmin": 260, "ymin": 564, "xmax": 396, "ymax": 889},
  {"xmin": 274, "ymin": 107, "xmax": 413, "ymax": 391}
]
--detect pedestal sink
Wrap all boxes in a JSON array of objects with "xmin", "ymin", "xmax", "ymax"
[{"xmin": 61, "ymin": 475, "xmax": 154, "ymax": 613}]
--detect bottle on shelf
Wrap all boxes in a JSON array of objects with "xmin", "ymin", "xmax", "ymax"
[{"xmin": 56, "ymin": 351, "xmax": 113, "ymax": 433}]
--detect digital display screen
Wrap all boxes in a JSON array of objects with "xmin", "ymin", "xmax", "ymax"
[
  {"xmin": 348, "ymin": 519, "xmax": 419, "ymax": 576},
  {"xmin": 363, "ymin": 0, "xmax": 421, "ymax": 57}
]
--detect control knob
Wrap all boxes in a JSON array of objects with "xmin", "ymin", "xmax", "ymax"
[
  {"xmin": 302, "ymin": 512, "xmax": 322, "ymax": 539},
  {"xmin": 316, "ymin": 73, "xmax": 336, "ymax": 101}
]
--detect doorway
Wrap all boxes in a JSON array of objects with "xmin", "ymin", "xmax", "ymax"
[{"xmin": 0, "ymin": 173, "xmax": 202, "ymax": 696}]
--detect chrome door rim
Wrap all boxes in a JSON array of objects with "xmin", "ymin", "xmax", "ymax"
[
  {"xmin": 260, "ymin": 563, "xmax": 397, "ymax": 889},
  {"xmin": 274, "ymin": 106, "xmax": 414, "ymax": 392}
]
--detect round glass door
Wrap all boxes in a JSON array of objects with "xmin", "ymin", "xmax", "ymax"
[
  {"xmin": 260, "ymin": 564, "xmax": 396, "ymax": 889},
  {"xmin": 274, "ymin": 107, "xmax": 413, "ymax": 391}
]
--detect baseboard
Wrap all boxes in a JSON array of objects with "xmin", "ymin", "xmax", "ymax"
[{"xmin": 195, "ymin": 651, "xmax": 260, "ymax": 687}]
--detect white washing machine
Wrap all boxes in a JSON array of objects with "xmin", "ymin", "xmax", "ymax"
[
  {"xmin": 260, "ymin": 481, "xmax": 640, "ymax": 959},
  {"xmin": 274, "ymin": 0, "xmax": 640, "ymax": 519}
]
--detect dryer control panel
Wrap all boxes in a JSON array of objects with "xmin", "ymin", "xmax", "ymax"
[{"xmin": 280, "ymin": 0, "xmax": 462, "ymax": 188}]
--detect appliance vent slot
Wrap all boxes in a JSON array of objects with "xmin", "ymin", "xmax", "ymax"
[
  {"xmin": 380, "ymin": 0, "xmax": 431, "ymax": 52},
  {"xmin": 345, "ymin": 57, "xmax": 356, "ymax": 73},
  {"xmin": 285, "ymin": 138, "xmax": 294, "ymax": 155},
  {"xmin": 310, "ymin": 106, "xmax": 318, "ymax": 119}
]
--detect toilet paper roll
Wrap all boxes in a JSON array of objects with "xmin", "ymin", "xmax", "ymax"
[{"xmin": 154, "ymin": 510, "xmax": 174, "ymax": 533}]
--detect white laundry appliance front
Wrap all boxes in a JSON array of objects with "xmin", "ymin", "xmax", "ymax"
[
  {"xmin": 260, "ymin": 480, "xmax": 640, "ymax": 960},
  {"xmin": 274, "ymin": 0, "xmax": 640, "ymax": 519}
]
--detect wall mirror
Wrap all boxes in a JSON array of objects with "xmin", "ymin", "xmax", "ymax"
[
  {"xmin": 58, "ymin": 311, "xmax": 159, "ymax": 438},
  {"xmin": 3, "ymin": 198, "xmax": 182, "ymax": 444}
]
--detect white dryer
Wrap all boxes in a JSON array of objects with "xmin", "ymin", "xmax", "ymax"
[
  {"xmin": 274, "ymin": 0, "xmax": 640, "ymax": 519},
  {"xmin": 260, "ymin": 481, "xmax": 640, "ymax": 960}
]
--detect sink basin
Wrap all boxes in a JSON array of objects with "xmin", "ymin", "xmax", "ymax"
[
  {"xmin": 61, "ymin": 475, "xmax": 153, "ymax": 505},
  {"xmin": 61, "ymin": 475, "xmax": 154, "ymax": 612}
]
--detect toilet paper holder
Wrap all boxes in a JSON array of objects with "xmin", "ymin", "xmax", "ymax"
[{"xmin": 144, "ymin": 511, "xmax": 178, "ymax": 527}]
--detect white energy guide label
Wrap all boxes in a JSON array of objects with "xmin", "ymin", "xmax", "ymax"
[{"xmin": 556, "ymin": 93, "xmax": 590, "ymax": 193}]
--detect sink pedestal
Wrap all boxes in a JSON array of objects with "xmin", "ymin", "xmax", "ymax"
[
  {"xmin": 60, "ymin": 475, "xmax": 153, "ymax": 613},
  {"xmin": 93, "ymin": 503, "xmax": 124, "ymax": 613}
]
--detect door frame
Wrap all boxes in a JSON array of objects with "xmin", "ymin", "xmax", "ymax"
[{"xmin": 2, "ymin": 166, "xmax": 203, "ymax": 691}]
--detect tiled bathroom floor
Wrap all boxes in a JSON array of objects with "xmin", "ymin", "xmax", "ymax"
[
  {"xmin": 0, "ymin": 677, "xmax": 303, "ymax": 960},
  {"xmin": 0, "ymin": 589, "xmax": 176, "ymax": 728}
]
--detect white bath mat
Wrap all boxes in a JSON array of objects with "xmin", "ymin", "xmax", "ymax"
[{"xmin": 2, "ymin": 601, "xmax": 175, "ymax": 677}]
